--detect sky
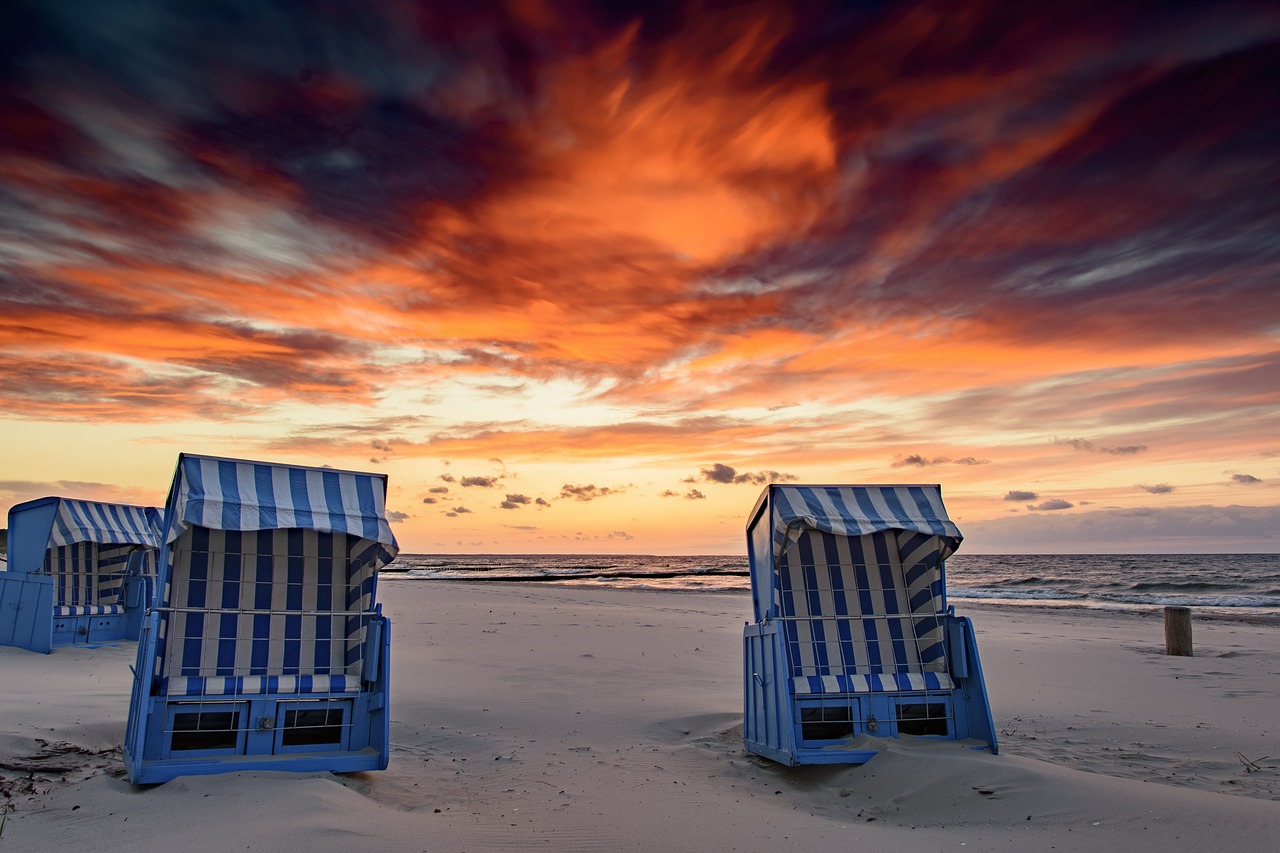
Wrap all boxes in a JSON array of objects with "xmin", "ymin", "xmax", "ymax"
[{"xmin": 1, "ymin": 0, "xmax": 1278, "ymax": 555}]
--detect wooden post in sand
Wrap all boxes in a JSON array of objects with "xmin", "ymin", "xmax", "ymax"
[{"xmin": 1164, "ymin": 606, "xmax": 1193, "ymax": 656}]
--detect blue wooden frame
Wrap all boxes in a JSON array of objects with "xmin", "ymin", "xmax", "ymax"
[
  {"xmin": 123, "ymin": 453, "xmax": 399, "ymax": 784},
  {"xmin": 0, "ymin": 497, "xmax": 159, "ymax": 653},
  {"xmin": 742, "ymin": 484, "xmax": 997, "ymax": 765}
]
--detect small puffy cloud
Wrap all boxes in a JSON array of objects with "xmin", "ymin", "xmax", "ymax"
[
  {"xmin": 1231, "ymin": 473, "xmax": 1262, "ymax": 484},
  {"xmin": 1054, "ymin": 437, "xmax": 1147, "ymax": 455},
  {"xmin": 893, "ymin": 454, "xmax": 986, "ymax": 468},
  {"xmin": 461, "ymin": 475, "xmax": 500, "ymax": 487},
  {"xmin": 371, "ymin": 439, "xmax": 393, "ymax": 453},
  {"xmin": 421, "ymin": 496, "xmax": 438, "ymax": 504},
  {"xmin": 535, "ymin": 497, "xmax": 550, "ymax": 507},
  {"xmin": 698, "ymin": 463, "xmax": 797, "ymax": 485},
  {"xmin": 1028, "ymin": 499, "xmax": 1074, "ymax": 511},
  {"xmin": 1139, "ymin": 483, "xmax": 1176, "ymax": 494},
  {"xmin": 439, "ymin": 473, "xmax": 456, "ymax": 483},
  {"xmin": 445, "ymin": 506, "xmax": 473, "ymax": 517},
  {"xmin": 685, "ymin": 489, "xmax": 706, "ymax": 500},
  {"xmin": 500, "ymin": 493, "xmax": 531, "ymax": 509},
  {"xmin": 429, "ymin": 485, "xmax": 450, "ymax": 493},
  {"xmin": 574, "ymin": 530, "xmax": 634, "ymax": 541},
  {"xmin": 1004, "ymin": 490, "xmax": 1038, "ymax": 502},
  {"xmin": 659, "ymin": 489, "xmax": 679, "ymax": 498},
  {"xmin": 702, "ymin": 463, "xmax": 738, "ymax": 483},
  {"xmin": 386, "ymin": 510, "xmax": 410, "ymax": 523},
  {"xmin": 560, "ymin": 483, "xmax": 625, "ymax": 501}
]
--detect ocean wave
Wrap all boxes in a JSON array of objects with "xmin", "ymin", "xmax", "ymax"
[{"xmin": 949, "ymin": 587, "xmax": 1088, "ymax": 602}]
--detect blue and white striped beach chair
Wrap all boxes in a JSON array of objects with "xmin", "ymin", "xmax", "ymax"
[
  {"xmin": 743, "ymin": 485, "xmax": 997, "ymax": 765},
  {"xmin": 124, "ymin": 453, "xmax": 399, "ymax": 784},
  {"xmin": 0, "ymin": 497, "xmax": 160, "ymax": 653}
]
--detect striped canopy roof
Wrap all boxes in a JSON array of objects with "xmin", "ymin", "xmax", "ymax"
[
  {"xmin": 164, "ymin": 453, "xmax": 399, "ymax": 555},
  {"xmin": 764, "ymin": 484, "xmax": 963, "ymax": 561},
  {"xmin": 49, "ymin": 498, "xmax": 162, "ymax": 548}
]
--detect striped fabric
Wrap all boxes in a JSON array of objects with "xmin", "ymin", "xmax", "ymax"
[
  {"xmin": 165, "ymin": 454, "xmax": 398, "ymax": 551},
  {"xmin": 793, "ymin": 672, "xmax": 953, "ymax": 694},
  {"xmin": 154, "ymin": 527, "xmax": 382, "ymax": 697},
  {"xmin": 45, "ymin": 541, "xmax": 141, "ymax": 610},
  {"xmin": 54, "ymin": 605, "xmax": 126, "ymax": 616},
  {"xmin": 49, "ymin": 499, "xmax": 161, "ymax": 549},
  {"xmin": 777, "ymin": 528, "xmax": 953, "ymax": 695},
  {"xmin": 160, "ymin": 674, "xmax": 363, "ymax": 696},
  {"xmin": 151, "ymin": 455, "xmax": 398, "ymax": 699},
  {"xmin": 768, "ymin": 485, "xmax": 961, "ymax": 565}
]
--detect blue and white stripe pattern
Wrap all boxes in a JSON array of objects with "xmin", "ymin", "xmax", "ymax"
[
  {"xmin": 165, "ymin": 454, "xmax": 397, "ymax": 550},
  {"xmin": 766, "ymin": 485, "xmax": 961, "ymax": 698},
  {"xmin": 769, "ymin": 485, "xmax": 961, "ymax": 564},
  {"xmin": 154, "ymin": 456, "xmax": 397, "ymax": 699},
  {"xmin": 49, "ymin": 499, "xmax": 161, "ymax": 548},
  {"xmin": 40, "ymin": 500, "xmax": 160, "ymax": 614}
]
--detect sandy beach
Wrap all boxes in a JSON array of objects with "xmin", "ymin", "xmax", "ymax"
[{"xmin": 2, "ymin": 580, "xmax": 1278, "ymax": 851}]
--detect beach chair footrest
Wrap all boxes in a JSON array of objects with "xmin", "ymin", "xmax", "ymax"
[
  {"xmin": 791, "ymin": 672, "xmax": 954, "ymax": 694},
  {"xmin": 53, "ymin": 604, "xmax": 126, "ymax": 616},
  {"xmin": 159, "ymin": 674, "xmax": 363, "ymax": 696}
]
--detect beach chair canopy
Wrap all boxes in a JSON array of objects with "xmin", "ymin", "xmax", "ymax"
[
  {"xmin": 162, "ymin": 453, "xmax": 399, "ymax": 559},
  {"xmin": 6, "ymin": 497, "xmax": 161, "ymax": 573},
  {"xmin": 747, "ymin": 485, "xmax": 962, "ymax": 623}
]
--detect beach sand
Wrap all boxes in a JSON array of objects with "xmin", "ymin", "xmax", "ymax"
[{"xmin": 2, "ymin": 580, "xmax": 1278, "ymax": 851}]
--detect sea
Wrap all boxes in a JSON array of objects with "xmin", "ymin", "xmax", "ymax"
[{"xmin": 383, "ymin": 553, "xmax": 1280, "ymax": 620}]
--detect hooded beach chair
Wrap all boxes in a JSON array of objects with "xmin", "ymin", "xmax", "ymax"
[
  {"xmin": 743, "ymin": 485, "xmax": 997, "ymax": 765},
  {"xmin": 123, "ymin": 453, "xmax": 399, "ymax": 784},
  {"xmin": 0, "ymin": 497, "xmax": 160, "ymax": 653}
]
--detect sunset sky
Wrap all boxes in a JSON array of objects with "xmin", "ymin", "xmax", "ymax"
[{"xmin": 2, "ymin": 0, "xmax": 1278, "ymax": 554}]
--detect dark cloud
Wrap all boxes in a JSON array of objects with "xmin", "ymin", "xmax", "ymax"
[
  {"xmin": 1004, "ymin": 490, "xmax": 1038, "ymax": 502},
  {"xmin": 698, "ymin": 463, "xmax": 797, "ymax": 485},
  {"xmin": 1139, "ymin": 483, "xmax": 1175, "ymax": 494},
  {"xmin": 438, "ymin": 473, "xmax": 456, "ymax": 483},
  {"xmin": 421, "ymin": 496, "xmax": 437, "ymax": 504},
  {"xmin": 685, "ymin": 489, "xmax": 706, "ymax": 500},
  {"xmin": 535, "ymin": 497, "xmax": 550, "ymax": 507},
  {"xmin": 460, "ymin": 475, "xmax": 500, "ymax": 487},
  {"xmin": 1028, "ymin": 499, "xmax": 1074, "ymax": 511},
  {"xmin": 500, "ymin": 493, "xmax": 531, "ymax": 509},
  {"xmin": 428, "ymin": 485, "xmax": 450, "ymax": 493},
  {"xmin": 1055, "ymin": 438, "xmax": 1148, "ymax": 455},
  {"xmin": 560, "ymin": 483, "xmax": 625, "ymax": 501},
  {"xmin": 891, "ymin": 454, "xmax": 988, "ymax": 467},
  {"xmin": 954, "ymin": 457, "xmax": 989, "ymax": 466},
  {"xmin": 1231, "ymin": 473, "xmax": 1263, "ymax": 484},
  {"xmin": 386, "ymin": 509, "xmax": 409, "ymax": 523},
  {"xmin": 445, "ymin": 506, "xmax": 472, "ymax": 517}
]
